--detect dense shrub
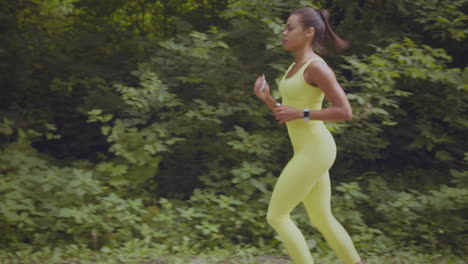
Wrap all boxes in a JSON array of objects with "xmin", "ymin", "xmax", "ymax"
[{"xmin": 0, "ymin": 141, "xmax": 146, "ymax": 249}]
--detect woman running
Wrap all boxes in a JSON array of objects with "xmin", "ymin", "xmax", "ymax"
[{"xmin": 252, "ymin": 7, "xmax": 364, "ymax": 264}]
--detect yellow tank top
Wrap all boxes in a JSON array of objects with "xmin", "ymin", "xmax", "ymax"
[
  {"xmin": 278, "ymin": 57, "xmax": 334, "ymax": 155},
  {"xmin": 278, "ymin": 57, "xmax": 325, "ymax": 127}
]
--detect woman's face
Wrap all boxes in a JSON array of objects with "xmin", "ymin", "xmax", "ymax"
[{"xmin": 282, "ymin": 14, "xmax": 312, "ymax": 51}]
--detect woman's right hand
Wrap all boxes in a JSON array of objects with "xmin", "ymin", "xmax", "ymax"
[{"xmin": 253, "ymin": 74, "xmax": 270, "ymax": 102}]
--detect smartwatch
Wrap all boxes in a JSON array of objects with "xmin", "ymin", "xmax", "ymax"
[{"xmin": 303, "ymin": 109, "xmax": 310, "ymax": 121}]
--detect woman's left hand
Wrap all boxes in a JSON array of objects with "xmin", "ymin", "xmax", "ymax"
[{"xmin": 273, "ymin": 105, "xmax": 302, "ymax": 124}]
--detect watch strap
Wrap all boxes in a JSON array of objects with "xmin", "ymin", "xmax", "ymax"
[{"xmin": 303, "ymin": 109, "xmax": 310, "ymax": 121}]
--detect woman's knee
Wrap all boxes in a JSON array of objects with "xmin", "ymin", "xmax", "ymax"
[
  {"xmin": 308, "ymin": 211, "xmax": 335, "ymax": 230},
  {"xmin": 266, "ymin": 210, "xmax": 276, "ymax": 226},
  {"xmin": 266, "ymin": 210, "xmax": 287, "ymax": 228}
]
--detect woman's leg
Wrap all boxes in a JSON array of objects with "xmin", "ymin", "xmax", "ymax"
[
  {"xmin": 302, "ymin": 172, "xmax": 362, "ymax": 264},
  {"xmin": 266, "ymin": 155, "xmax": 325, "ymax": 264}
]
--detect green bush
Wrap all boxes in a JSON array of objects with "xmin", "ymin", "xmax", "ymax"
[{"xmin": 0, "ymin": 141, "xmax": 146, "ymax": 249}]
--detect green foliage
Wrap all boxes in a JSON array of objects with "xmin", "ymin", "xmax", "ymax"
[
  {"xmin": 0, "ymin": 142, "xmax": 146, "ymax": 249},
  {"xmin": 334, "ymin": 39, "xmax": 467, "ymax": 205},
  {"xmin": 1, "ymin": 244, "xmax": 465, "ymax": 264},
  {"xmin": 147, "ymin": 193, "xmax": 271, "ymax": 252},
  {"xmin": 339, "ymin": 38, "xmax": 466, "ymax": 160},
  {"xmin": 365, "ymin": 176, "xmax": 468, "ymax": 253},
  {"xmin": 396, "ymin": 0, "xmax": 468, "ymax": 41}
]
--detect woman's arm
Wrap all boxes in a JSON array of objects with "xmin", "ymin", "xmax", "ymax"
[{"xmin": 274, "ymin": 61, "xmax": 352, "ymax": 124}]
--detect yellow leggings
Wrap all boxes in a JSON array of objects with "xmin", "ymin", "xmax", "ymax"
[{"xmin": 266, "ymin": 121, "xmax": 361, "ymax": 264}]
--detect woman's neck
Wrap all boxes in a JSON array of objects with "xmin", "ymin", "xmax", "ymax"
[{"xmin": 293, "ymin": 46, "xmax": 317, "ymax": 64}]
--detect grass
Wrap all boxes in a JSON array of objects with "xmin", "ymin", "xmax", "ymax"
[{"xmin": 0, "ymin": 244, "xmax": 465, "ymax": 264}]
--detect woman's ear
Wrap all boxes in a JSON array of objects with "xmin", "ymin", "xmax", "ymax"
[{"xmin": 306, "ymin": 27, "xmax": 315, "ymax": 38}]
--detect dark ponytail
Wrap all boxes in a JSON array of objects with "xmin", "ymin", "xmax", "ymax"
[
  {"xmin": 319, "ymin": 9, "xmax": 349, "ymax": 52},
  {"xmin": 292, "ymin": 8, "xmax": 349, "ymax": 54}
]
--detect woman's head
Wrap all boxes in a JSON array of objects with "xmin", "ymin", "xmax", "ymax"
[{"xmin": 282, "ymin": 7, "xmax": 348, "ymax": 53}]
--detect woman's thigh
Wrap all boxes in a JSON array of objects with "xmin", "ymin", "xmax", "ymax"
[{"xmin": 267, "ymin": 155, "xmax": 329, "ymax": 215}]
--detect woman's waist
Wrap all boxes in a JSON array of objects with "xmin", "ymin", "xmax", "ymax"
[
  {"xmin": 286, "ymin": 121, "xmax": 330, "ymax": 141},
  {"xmin": 286, "ymin": 123, "xmax": 335, "ymax": 153}
]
